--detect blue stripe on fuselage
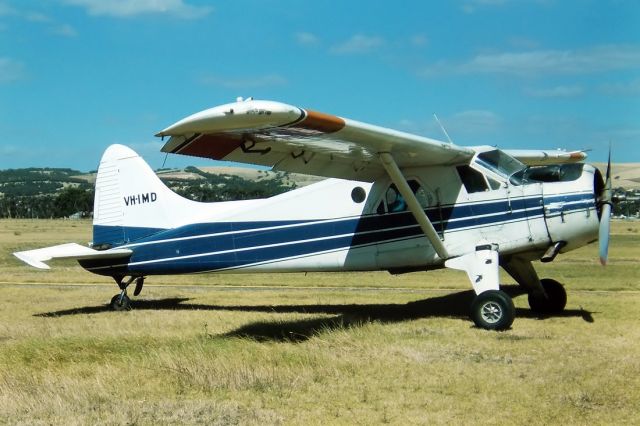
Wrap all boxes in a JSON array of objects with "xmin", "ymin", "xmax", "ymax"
[{"xmin": 84, "ymin": 192, "xmax": 594, "ymax": 274}]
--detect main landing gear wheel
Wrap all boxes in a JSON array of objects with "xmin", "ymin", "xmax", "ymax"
[
  {"xmin": 110, "ymin": 293, "xmax": 131, "ymax": 311},
  {"xmin": 471, "ymin": 290, "xmax": 515, "ymax": 331},
  {"xmin": 528, "ymin": 278, "xmax": 567, "ymax": 314}
]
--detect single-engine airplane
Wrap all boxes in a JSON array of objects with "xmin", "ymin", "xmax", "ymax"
[{"xmin": 14, "ymin": 98, "xmax": 614, "ymax": 330}]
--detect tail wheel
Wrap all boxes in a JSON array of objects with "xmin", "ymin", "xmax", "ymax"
[
  {"xmin": 110, "ymin": 293, "xmax": 131, "ymax": 311},
  {"xmin": 528, "ymin": 278, "xmax": 567, "ymax": 313},
  {"xmin": 471, "ymin": 290, "xmax": 515, "ymax": 331}
]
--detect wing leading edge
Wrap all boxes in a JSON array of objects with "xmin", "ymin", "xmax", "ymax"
[{"xmin": 157, "ymin": 99, "xmax": 474, "ymax": 181}]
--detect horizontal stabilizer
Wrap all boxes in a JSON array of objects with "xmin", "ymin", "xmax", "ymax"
[{"xmin": 13, "ymin": 243, "xmax": 132, "ymax": 270}]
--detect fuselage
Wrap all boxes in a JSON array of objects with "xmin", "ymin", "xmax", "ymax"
[{"xmin": 80, "ymin": 150, "xmax": 603, "ymax": 277}]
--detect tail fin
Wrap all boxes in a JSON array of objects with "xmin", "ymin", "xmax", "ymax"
[{"xmin": 92, "ymin": 144, "xmax": 196, "ymax": 247}]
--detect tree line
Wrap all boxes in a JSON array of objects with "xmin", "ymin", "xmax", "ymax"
[
  {"xmin": 0, "ymin": 167, "xmax": 297, "ymax": 219},
  {"xmin": 2, "ymin": 167, "xmax": 638, "ymax": 219},
  {"xmin": 0, "ymin": 187, "xmax": 94, "ymax": 219}
]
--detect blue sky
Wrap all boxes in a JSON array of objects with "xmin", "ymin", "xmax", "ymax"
[{"xmin": 1, "ymin": 0, "xmax": 639, "ymax": 171}]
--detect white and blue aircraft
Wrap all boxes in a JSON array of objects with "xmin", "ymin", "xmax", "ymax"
[{"xmin": 14, "ymin": 99, "xmax": 614, "ymax": 330}]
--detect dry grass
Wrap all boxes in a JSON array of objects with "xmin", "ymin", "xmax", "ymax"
[{"xmin": 1, "ymin": 219, "xmax": 639, "ymax": 425}]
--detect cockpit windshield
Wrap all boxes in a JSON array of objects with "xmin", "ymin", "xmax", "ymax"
[{"xmin": 475, "ymin": 150, "xmax": 526, "ymax": 181}]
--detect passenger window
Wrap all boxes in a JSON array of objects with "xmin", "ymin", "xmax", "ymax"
[
  {"xmin": 386, "ymin": 185, "xmax": 406, "ymax": 212},
  {"xmin": 377, "ymin": 180, "xmax": 428, "ymax": 214},
  {"xmin": 409, "ymin": 180, "xmax": 431, "ymax": 209},
  {"xmin": 457, "ymin": 165, "xmax": 489, "ymax": 193}
]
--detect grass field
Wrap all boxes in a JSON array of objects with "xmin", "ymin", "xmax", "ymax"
[{"xmin": 1, "ymin": 219, "xmax": 639, "ymax": 425}]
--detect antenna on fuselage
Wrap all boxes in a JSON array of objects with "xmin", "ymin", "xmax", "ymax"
[{"xmin": 433, "ymin": 113, "xmax": 454, "ymax": 144}]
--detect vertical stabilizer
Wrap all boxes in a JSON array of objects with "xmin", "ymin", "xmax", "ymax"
[{"xmin": 92, "ymin": 144, "xmax": 196, "ymax": 247}]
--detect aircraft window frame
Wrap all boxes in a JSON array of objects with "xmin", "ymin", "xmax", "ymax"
[
  {"xmin": 376, "ymin": 178, "xmax": 428, "ymax": 214},
  {"xmin": 386, "ymin": 185, "xmax": 406, "ymax": 212},
  {"xmin": 487, "ymin": 177, "xmax": 502, "ymax": 190},
  {"xmin": 456, "ymin": 165, "xmax": 489, "ymax": 194},
  {"xmin": 410, "ymin": 180, "xmax": 431, "ymax": 209},
  {"xmin": 475, "ymin": 149, "xmax": 526, "ymax": 179}
]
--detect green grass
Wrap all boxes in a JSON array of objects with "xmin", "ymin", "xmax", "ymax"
[{"xmin": 1, "ymin": 219, "xmax": 639, "ymax": 424}]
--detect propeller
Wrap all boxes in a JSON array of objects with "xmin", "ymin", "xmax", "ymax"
[{"xmin": 598, "ymin": 147, "xmax": 613, "ymax": 265}]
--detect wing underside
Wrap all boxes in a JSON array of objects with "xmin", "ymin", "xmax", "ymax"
[{"xmin": 157, "ymin": 100, "xmax": 474, "ymax": 181}]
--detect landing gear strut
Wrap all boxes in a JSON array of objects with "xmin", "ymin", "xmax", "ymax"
[
  {"xmin": 502, "ymin": 256, "xmax": 568, "ymax": 316},
  {"xmin": 109, "ymin": 276, "xmax": 145, "ymax": 311}
]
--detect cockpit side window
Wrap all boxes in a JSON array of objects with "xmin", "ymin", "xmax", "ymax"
[
  {"xmin": 457, "ymin": 165, "xmax": 489, "ymax": 193},
  {"xmin": 487, "ymin": 177, "xmax": 502, "ymax": 190}
]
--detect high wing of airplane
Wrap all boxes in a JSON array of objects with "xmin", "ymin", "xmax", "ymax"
[{"xmin": 14, "ymin": 98, "xmax": 613, "ymax": 331}]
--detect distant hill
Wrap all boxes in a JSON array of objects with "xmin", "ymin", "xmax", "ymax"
[
  {"xmin": 593, "ymin": 163, "xmax": 640, "ymax": 190},
  {"xmin": 0, "ymin": 166, "xmax": 320, "ymax": 218},
  {"xmin": 0, "ymin": 168, "xmax": 92, "ymax": 197},
  {"xmin": 0, "ymin": 167, "xmax": 323, "ymax": 198},
  {"xmin": 0, "ymin": 163, "xmax": 637, "ymax": 218},
  {"xmin": 1, "ymin": 163, "xmax": 637, "ymax": 198}
]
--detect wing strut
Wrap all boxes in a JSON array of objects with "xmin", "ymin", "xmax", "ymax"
[{"xmin": 378, "ymin": 152, "xmax": 449, "ymax": 260}]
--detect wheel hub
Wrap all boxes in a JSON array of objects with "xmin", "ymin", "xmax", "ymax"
[{"xmin": 480, "ymin": 301, "xmax": 503, "ymax": 324}]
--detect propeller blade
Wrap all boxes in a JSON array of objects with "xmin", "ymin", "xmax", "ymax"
[
  {"xmin": 599, "ymin": 203, "xmax": 611, "ymax": 265},
  {"xmin": 605, "ymin": 147, "xmax": 611, "ymax": 182},
  {"xmin": 599, "ymin": 146, "xmax": 613, "ymax": 266}
]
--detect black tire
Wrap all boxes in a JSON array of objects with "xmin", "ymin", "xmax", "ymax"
[
  {"xmin": 471, "ymin": 290, "xmax": 515, "ymax": 331},
  {"xmin": 110, "ymin": 293, "xmax": 131, "ymax": 311},
  {"xmin": 528, "ymin": 278, "xmax": 567, "ymax": 313}
]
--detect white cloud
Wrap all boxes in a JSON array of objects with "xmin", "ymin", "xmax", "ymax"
[
  {"xmin": 0, "ymin": 5, "xmax": 79, "ymax": 37},
  {"xmin": 0, "ymin": 144, "xmax": 19, "ymax": 155},
  {"xmin": 0, "ymin": 2, "xmax": 17, "ymax": 16},
  {"xmin": 508, "ymin": 37, "xmax": 540, "ymax": 50},
  {"xmin": 63, "ymin": 0, "xmax": 212, "ymax": 19},
  {"xmin": 397, "ymin": 110, "xmax": 503, "ymax": 141},
  {"xmin": 51, "ymin": 23, "xmax": 78, "ymax": 37},
  {"xmin": 0, "ymin": 57, "xmax": 25, "ymax": 83},
  {"xmin": 461, "ymin": 0, "xmax": 551, "ymax": 13},
  {"xmin": 295, "ymin": 32, "xmax": 320, "ymax": 46},
  {"xmin": 525, "ymin": 85, "xmax": 584, "ymax": 98},
  {"xmin": 450, "ymin": 110, "xmax": 503, "ymax": 134},
  {"xmin": 423, "ymin": 45, "xmax": 640, "ymax": 76},
  {"xmin": 461, "ymin": 0, "xmax": 509, "ymax": 14},
  {"xmin": 599, "ymin": 78, "xmax": 640, "ymax": 96},
  {"xmin": 410, "ymin": 34, "xmax": 428, "ymax": 47},
  {"xmin": 198, "ymin": 74, "xmax": 287, "ymax": 89},
  {"xmin": 330, "ymin": 34, "xmax": 385, "ymax": 55},
  {"xmin": 25, "ymin": 12, "xmax": 51, "ymax": 22}
]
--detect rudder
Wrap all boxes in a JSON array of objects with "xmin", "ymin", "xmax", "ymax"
[{"xmin": 92, "ymin": 144, "xmax": 196, "ymax": 248}]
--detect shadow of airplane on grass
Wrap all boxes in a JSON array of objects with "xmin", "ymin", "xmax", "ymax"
[{"xmin": 35, "ymin": 285, "xmax": 594, "ymax": 342}]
